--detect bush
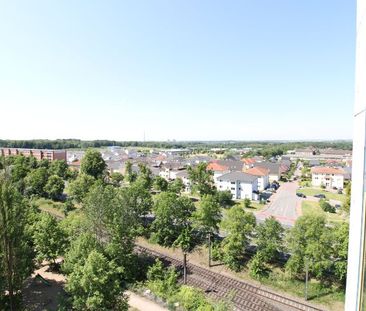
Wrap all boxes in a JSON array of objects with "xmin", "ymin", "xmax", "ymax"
[
  {"xmin": 146, "ymin": 259, "xmax": 179, "ymax": 300},
  {"xmin": 249, "ymin": 253, "xmax": 268, "ymax": 279},
  {"xmin": 319, "ymin": 199, "xmax": 335, "ymax": 213}
]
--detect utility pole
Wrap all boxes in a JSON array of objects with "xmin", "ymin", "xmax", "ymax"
[
  {"xmin": 183, "ymin": 253, "xmax": 187, "ymax": 284},
  {"xmin": 208, "ymin": 232, "xmax": 212, "ymax": 267}
]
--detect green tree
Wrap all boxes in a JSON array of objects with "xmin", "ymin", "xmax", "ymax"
[
  {"xmin": 187, "ymin": 163, "xmax": 215, "ymax": 196},
  {"xmin": 68, "ymin": 173, "xmax": 95, "ymax": 203},
  {"xmin": 215, "ymin": 190, "xmax": 234, "ymax": 208},
  {"xmin": 62, "ymin": 232, "xmax": 102, "ymax": 275},
  {"xmin": 109, "ymin": 171, "xmax": 124, "ymax": 187},
  {"xmin": 33, "ymin": 212, "xmax": 66, "ymax": 265},
  {"xmin": 146, "ymin": 259, "xmax": 178, "ymax": 300},
  {"xmin": 243, "ymin": 198, "xmax": 252, "ymax": 209},
  {"xmin": 24, "ymin": 167, "xmax": 48, "ymax": 197},
  {"xmin": 49, "ymin": 160, "xmax": 68, "ymax": 179},
  {"xmin": 168, "ymin": 177, "xmax": 185, "ymax": 194},
  {"xmin": 0, "ymin": 173, "xmax": 34, "ymax": 310},
  {"xmin": 44, "ymin": 175, "xmax": 65, "ymax": 200},
  {"xmin": 332, "ymin": 222, "xmax": 349, "ymax": 285},
  {"xmin": 193, "ymin": 194, "xmax": 222, "ymax": 266},
  {"xmin": 83, "ymin": 182, "xmax": 115, "ymax": 243},
  {"xmin": 153, "ymin": 176, "xmax": 168, "ymax": 192},
  {"xmin": 220, "ymin": 206, "xmax": 256, "ymax": 271},
  {"xmin": 151, "ymin": 192, "xmax": 196, "ymax": 283},
  {"xmin": 125, "ymin": 161, "xmax": 137, "ymax": 183},
  {"xmin": 137, "ymin": 163, "xmax": 153, "ymax": 189},
  {"xmin": 80, "ymin": 149, "xmax": 106, "ymax": 179},
  {"xmin": 319, "ymin": 199, "xmax": 335, "ymax": 213},
  {"xmin": 286, "ymin": 214, "xmax": 332, "ymax": 280},
  {"xmin": 66, "ymin": 250, "xmax": 127, "ymax": 311},
  {"xmin": 255, "ymin": 217, "xmax": 284, "ymax": 262}
]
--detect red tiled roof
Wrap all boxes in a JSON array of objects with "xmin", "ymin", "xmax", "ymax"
[
  {"xmin": 207, "ymin": 161, "xmax": 229, "ymax": 171},
  {"xmin": 311, "ymin": 167, "xmax": 345, "ymax": 175},
  {"xmin": 245, "ymin": 166, "xmax": 270, "ymax": 176},
  {"xmin": 242, "ymin": 158, "xmax": 256, "ymax": 165}
]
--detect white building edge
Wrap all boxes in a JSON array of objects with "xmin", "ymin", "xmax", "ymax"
[{"xmin": 345, "ymin": 0, "xmax": 366, "ymax": 309}]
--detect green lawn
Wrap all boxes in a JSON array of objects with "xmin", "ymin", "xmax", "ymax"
[
  {"xmin": 297, "ymin": 187, "xmax": 346, "ymax": 203},
  {"xmin": 33, "ymin": 198, "xmax": 66, "ymax": 219},
  {"xmin": 233, "ymin": 200, "xmax": 266, "ymax": 212},
  {"xmin": 302, "ymin": 200, "xmax": 346, "ymax": 224}
]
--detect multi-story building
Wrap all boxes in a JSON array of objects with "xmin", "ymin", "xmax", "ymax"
[
  {"xmin": 245, "ymin": 166, "xmax": 270, "ymax": 191},
  {"xmin": 0, "ymin": 148, "xmax": 66, "ymax": 161},
  {"xmin": 310, "ymin": 167, "xmax": 345, "ymax": 189},
  {"xmin": 215, "ymin": 171, "xmax": 258, "ymax": 200}
]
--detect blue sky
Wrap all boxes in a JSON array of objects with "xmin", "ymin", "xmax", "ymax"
[{"xmin": 0, "ymin": 1, "xmax": 356, "ymax": 141}]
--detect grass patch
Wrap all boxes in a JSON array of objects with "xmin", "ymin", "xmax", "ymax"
[
  {"xmin": 297, "ymin": 188, "xmax": 346, "ymax": 203},
  {"xmin": 260, "ymin": 268, "xmax": 345, "ymax": 310},
  {"xmin": 33, "ymin": 198, "xmax": 66, "ymax": 219},
  {"xmin": 302, "ymin": 201, "xmax": 345, "ymax": 224},
  {"xmin": 234, "ymin": 200, "xmax": 266, "ymax": 212}
]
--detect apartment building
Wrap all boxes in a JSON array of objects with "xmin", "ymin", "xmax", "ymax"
[
  {"xmin": 311, "ymin": 166, "xmax": 345, "ymax": 189},
  {"xmin": 0, "ymin": 148, "xmax": 66, "ymax": 161},
  {"xmin": 216, "ymin": 171, "xmax": 258, "ymax": 200}
]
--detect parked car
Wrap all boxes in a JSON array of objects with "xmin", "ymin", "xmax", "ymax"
[
  {"xmin": 296, "ymin": 193, "xmax": 306, "ymax": 198},
  {"xmin": 314, "ymin": 194, "xmax": 326, "ymax": 199},
  {"xmin": 337, "ymin": 189, "xmax": 343, "ymax": 194},
  {"xmin": 335, "ymin": 204, "xmax": 341, "ymax": 209}
]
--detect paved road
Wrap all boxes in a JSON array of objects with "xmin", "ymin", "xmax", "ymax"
[{"xmin": 256, "ymin": 181, "xmax": 302, "ymax": 227}]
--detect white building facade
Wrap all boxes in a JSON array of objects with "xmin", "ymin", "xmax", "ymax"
[
  {"xmin": 311, "ymin": 167, "xmax": 345, "ymax": 189},
  {"xmin": 215, "ymin": 172, "xmax": 258, "ymax": 200}
]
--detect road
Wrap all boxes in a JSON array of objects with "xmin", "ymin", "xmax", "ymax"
[
  {"xmin": 256, "ymin": 181, "xmax": 302, "ymax": 227},
  {"xmin": 127, "ymin": 291, "xmax": 168, "ymax": 311}
]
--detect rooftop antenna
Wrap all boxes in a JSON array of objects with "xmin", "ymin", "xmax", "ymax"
[{"xmin": 143, "ymin": 130, "xmax": 145, "ymax": 142}]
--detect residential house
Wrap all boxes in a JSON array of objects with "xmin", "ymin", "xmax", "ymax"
[
  {"xmin": 175, "ymin": 170, "xmax": 191, "ymax": 192},
  {"xmin": 216, "ymin": 172, "xmax": 258, "ymax": 200},
  {"xmin": 311, "ymin": 167, "xmax": 345, "ymax": 189},
  {"xmin": 244, "ymin": 166, "xmax": 270, "ymax": 191}
]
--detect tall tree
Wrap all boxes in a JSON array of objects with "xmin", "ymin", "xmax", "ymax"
[
  {"xmin": 0, "ymin": 173, "xmax": 34, "ymax": 310},
  {"xmin": 44, "ymin": 175, "xmax": 65, "ymax": 200},
  {"xmin": 255, "ymin": 216, "xmax": 284, "ymax": 262},
  {"xmin": 286, "ymin": 214, "xmax": 332, "ymax": 281},
  {"xmin": 332, "ymin": 222, "xmax": 349, "ymax": 285},
  {"xmin": 24, "ymin": 167, "xmax": 48, "ymax": 197},
  {"xmin": 66, "ymin": 250, "xmax": 128, "ymax": 311},
  {"xmin": 80, "ymin": 149, "xmax": 106, "ymax": 179},
  {"xmin": 33, "ymin": 212, "xmax": 66, "ymax": 266},
  {"xmin": 49, "ymin": 159, "xmax": 68, "ymax": 179},
  {"xmin": 193, "ymin": 194, "xmax": 222, "ymax": 266},
  {"xmin": 151, "ymin": 192, "xmax": 196, "ymax": 283},
  {"xmin": 220, "ymin": 206, "xmax": 256, "ymax": 271},
  {"xmin": 68, "ymin": 173, "xmax": 95, "ymax": 203},
  {"xmin": 153, "ymin": 176, "xmax": 168, "ymax": 192},
  {"xmin": 124, "ymin": 161, "xmax": 136, "ymax": 183},
  {"xmin": 187, "ymin": 163, "xmax": 215, "ymax": 196}
]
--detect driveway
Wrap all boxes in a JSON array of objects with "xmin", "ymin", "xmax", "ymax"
[{"xmin": 255, "ymin": 181, "xmax": 302, "ymax": 227}]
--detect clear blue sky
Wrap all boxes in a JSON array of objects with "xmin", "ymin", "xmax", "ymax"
[{"xmin": 0, "ymin": 1, "xmax": 356, "ymax": 141}]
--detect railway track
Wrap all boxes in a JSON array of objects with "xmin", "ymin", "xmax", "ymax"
[{"xmin": 135, "ymin": 245, "xmax": 325, "ymax": 311}]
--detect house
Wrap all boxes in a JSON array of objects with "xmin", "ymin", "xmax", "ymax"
[
  {"xmin": 175, "ymin": 170, "xmax": 191, "ymax": 192},
  {"xmin": 253, "ymin": 162, "xmax": 283, "ymax": 182},
  {"xmin": 244, "ymin": 166, "xmax": 270, "ymax": 191},
  {"xmin": 207, "ymin": 160, "xmax": 244, "ymax": 180},
  {"xmin": 241, "ymin": 158, "xmax": 257, "ymax": 169},
  {"xmin": 215, "ymin": 172, "xmax": 258, "ymax": 200},
  {"xmin": 311, "ymin": 167, "xmax": 345, "ymax": 189}
]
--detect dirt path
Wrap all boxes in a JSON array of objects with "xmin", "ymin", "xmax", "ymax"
[
  {"xmin": 127, "ymin": 291, "xmax": 168, "ymax": 311},
  {"xmin": 23, "ymin": 259, "xmax": 66, "ymax": 311}
]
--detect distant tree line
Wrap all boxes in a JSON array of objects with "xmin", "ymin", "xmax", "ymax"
[{"xmin": 0, "ymin": 139, "xmax": 352, "ymax": 151}]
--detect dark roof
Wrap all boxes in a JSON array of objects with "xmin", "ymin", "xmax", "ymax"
[
  {"xmin": 254, "ymin": 162, "xmax": 281, "ymax": 175},
  {"xmin": 218, "ymin": 172, "xmax": 257, "ymax": 183}
]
